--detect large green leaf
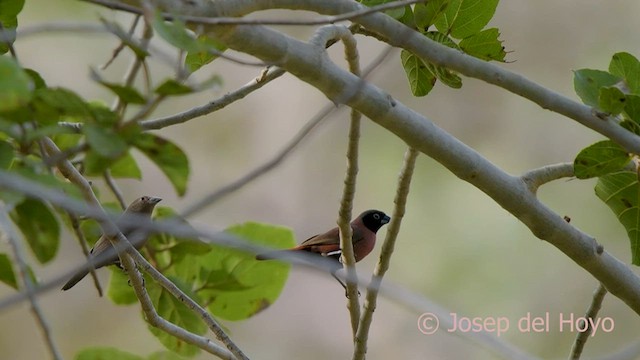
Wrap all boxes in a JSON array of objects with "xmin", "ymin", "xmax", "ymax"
[
  {"xmin": 624, "ymin": 94, "xmax": 640, "ymax": 128},
  {"xmin": 109, "ymin": 151, "xmax": 142, "ymax": 179},
  {"xmin": 133, "ymin": 133, "xmax": 189, "ymax": 196},
  {"xmin": 197, "ymin": 222, "xmax": 295, "ymax": 321},
  {"xmin": 424, "ymin": 32, "xmax": 462, "ymax": 88},
  {"xmin": 107, "ymin": 268, "xmax": 138, "ymax": 305},
  {"xmin": 573, "ymin": 69, "xmax": 620, "ymax": 108},
  {"xmin": 361, "ymin": 0, "xmax": 405, "ymax": 19},
  {"xmin": 573, "ymin": 140, "xmax": 630, "ymax": 179},
  {"xmin": 598, "ymin": 86, "xmax": 626, "ymax": 115},
  {"xmin": 459, "ymin": 27, "xmax": 505, "ymax": 61},
  {"xmin": 10, "ymin": 198, "xmax": 60, "ymax": 264},
  {"xmin": 75, "ymin": 347, "xmax": 144, "ymax": 360},
  {"xmin": 609, "ymin": 52, "xmax": 640, "ymax": 95},
  {"xmin": 434, "ymin": 0, "xmax": 499, "ymax": 39},
  {"xmin": 0, "ymin": 140, "xmax": 14, "ymax": 169},
  {"xmin": 401, "ymin": 50, "xmax": 436, "ymax": 96},
  {"xmin": 32, "ymin": 87, "xmax": 92, "ymax": 124},
  {"xmin": 0, "ymin": 56, "xmax": 32, "ymax": 112},
  {"xmin": 147, "ymin": 278, "xmax": 206, "ymax": 357},
  {"xmin": 414, "ymin": 0, "xmax": 449, "ymax": 30},
  {"xmin": 595, "ymin": 170, "xmax": 640, "ymax": 265},
  {"xmin": 83, "ymin": 123, "xmax": 128, "ymax": 158},
  {"xmin": 0, "ymin": 253, "xmax": 17, "ymax": 289}
]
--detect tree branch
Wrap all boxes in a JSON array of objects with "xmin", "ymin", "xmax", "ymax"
[
  {"xmin": 569, "ymin": 283, "xmax": 608, "ymax": 360},
  {"xmin": 353, "ymin": 147, "xmax": 418, "ymax": 360}
]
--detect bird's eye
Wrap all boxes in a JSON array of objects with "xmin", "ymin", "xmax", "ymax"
[
  {"xmin": 373, "ymin": 213, "xmax": 380, "ymax": 220},
  {"xmin": 141, "ymin": 196, "xmax": 148, "ymax": 201}
]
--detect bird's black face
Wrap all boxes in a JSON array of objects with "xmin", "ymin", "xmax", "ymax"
[{"xmin": 360, "ymin": 210, "xmax": 390, "ymax": 233}]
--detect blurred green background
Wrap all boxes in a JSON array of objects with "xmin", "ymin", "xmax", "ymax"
[{"xmin": 1, "ymin": 0, "xmax": 639, "ymax": 359}]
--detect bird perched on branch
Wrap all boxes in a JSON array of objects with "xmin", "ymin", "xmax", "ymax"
[
  {"xmin": 61, "ymin": 196, "xmax": 162, "ymax": 291},
  {"xmin": 257, "ymin": 209, "xmax": 390, "ymax": 290}
]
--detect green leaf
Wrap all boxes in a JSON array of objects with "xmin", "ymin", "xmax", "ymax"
[
  {"xmin": 0, "ymin": 140, "xmax": 14, "ymax": 169},
  {"xmin": 185, "ymin": 35, "xmax": 227, "ymax": 73},
  {"xmin": 573, "ymin": 69, "xmax": 621, "ymax": 107},
  {"xmin": 459, "ymin": 28, "xmax": 505, "ymax": 61},
  {"xmin": 147, "ymin": 207, "xmax": 210, "ymax": 267},
  {"xmin": 424, "ymin": 32, "xmax": 462, "ymax": 88},
  {"xmin": 0, "ymin": 253, "xmax": 17, "ymax": 289},
  {"xmin": 32, "ymin": 87, "xmax": 92, "ymax": 124},
  {"xmin": 83, "ymin": 123, "xmax": 128, "ymax": 158},
  {"xmin": 609, "ymin": 52, "xmax": 640, "ymax": 94},
  {"xmin": 197, "ymin": 222, "xmax": 295, "ymax": 321},
  {"xmin": 107, "ymin": 267, "xmax": 138, "ymax": 305},
  {"xmin": 148, "ymin": 352, "xmax": 189, "ymax": 360},
  {"xmin": 152, "ymin": 12, "xmax": 199, "ymax": 52},
  {"xmin": 0, "ymin": 0, "xmax": 25, "ymax": 54},
  {"xmin": 75, "ymin": 347, "xmax": 144, "ymax": 360},
  {"xmin": 599, "ymin": 86, "xmax": 627, "ymax": 115},
  {"xmin": 624, "ymin": 94, "xmax": 640, "ymax": 124},
  {"xmin": 401, "ymin": 50, "xmax": 436, "ymax": 96},
  {"xmin": 90, "ymin": 69, "xmax": 146, "ymax": 105},
  {"xmin": 148, "ymin": 278, "xmax": 205, "ymax": 357},
  {"xmin": 24, "ymin": 68, "xmax": 47, "ymax": 90},
  {"xmin": 414, "ymin": 0, "xmax": 449, "ymax": 30},
  {"xmin": 0, "ymin": 56, "xmax": 32, "ymax": 112},
  {"xmin": 10, "ymin": 198, "xmax": 60, "ymax": 264},
  {"xmin": 83, "ymin": 150, "xmax": 114, "ymax": 176},
  {"xmin": 154, "ymin": 79, "xmax": 193, "ymax": 96},
  {"xmin": 133, "ymin": 133, "xmax": 189, "ymax": 196},
  {"xmin": 595, "ymin": 170, "xmax": 640, "ymax": 265},
  {"xmin": 573, "ymin": 140, "xmax": 630, "ymax": 179},
  {"xmin": 434, "ymin": 0, "xmax": 499, "ymax": 39},
  {"xmin": 109, "ymin": 151, "xmax": 142, "ymax": 179},
  {"xmin": 361, "ymin": 0, "xmax": 405, "ymax": 19}
]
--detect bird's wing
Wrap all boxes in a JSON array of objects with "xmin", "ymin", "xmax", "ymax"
[
  {"xmin": 298, "ymin": 227, "xmax": 340, "ymax": 247},
  {"xmin": 297, "ymin": 225, "xmax": 365, "ymax": 247}
]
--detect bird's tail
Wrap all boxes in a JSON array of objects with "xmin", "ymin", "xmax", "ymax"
[
  {"xmin": 255, "ymin": 250, "xmax": 292, "ymax": 261},
  {"xmin": 61, "ymin": 269, "xmax": 89, "ymax": 291}
]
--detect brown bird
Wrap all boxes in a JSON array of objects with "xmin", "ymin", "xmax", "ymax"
[
  {"xmin": 257, "ymin": 209, "xmax": 390, "ymax": 289},
  {"xmin": 61, "ymin": 196, "xmax": 162, "ymax": 291}
]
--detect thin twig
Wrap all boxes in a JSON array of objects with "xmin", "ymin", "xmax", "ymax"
[
  {"xmin": 180, "ymin": 102, "xmax": 333, "ymax": 217},
  {"xmin": 103, "ymin": 169, "xmax": 127, "ymax": 210},
  {"xmin": 353, "ymin": 147, "xmax": 418, "ymax": 360},
  {"xmin": 140, "ymin": 66, "xmax": 286, "ymax": 130},
  {"xmin": 0, "ymin": 205, "xmax": 63, "ymax": 360},
  {"xmin": 68, "ymin": 213, "xmax": 104, "ymax": 296},
  {"xmin": 312, "ymin": 25, "xmax": 364, "ymax": 336},
  {"xmin": 111, "ymin": 17, "xmax": 151, "ymax": 115},
  {"xmin": 569, "ymin": 283, "xmax": 608, "ymax": 360},
  {"xmin": 102, "ymin": 15, "xmax": 141, "ymax": 70}
]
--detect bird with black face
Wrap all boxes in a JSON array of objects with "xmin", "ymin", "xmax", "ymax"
[
  {"xmin": 61, "ymin": 196, "xmax": 162, "ymax": 291},
  {"xmin": 257, "ymin": 209, "xmax": 390, "ymax": 291}
]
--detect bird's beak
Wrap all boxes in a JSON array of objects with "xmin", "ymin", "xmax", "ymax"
[
  {"xmin": 382, "ymin": 215, "xmax": 391, "ymax": 224},
  {"xmin": 149, "ymin": 197, "xmax": 162, "ymax": 204}
]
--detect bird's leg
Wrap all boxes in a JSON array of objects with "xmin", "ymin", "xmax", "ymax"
[{"xmin": 331, "ymin": 270, "xmax": 360, "ymax": 298}]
